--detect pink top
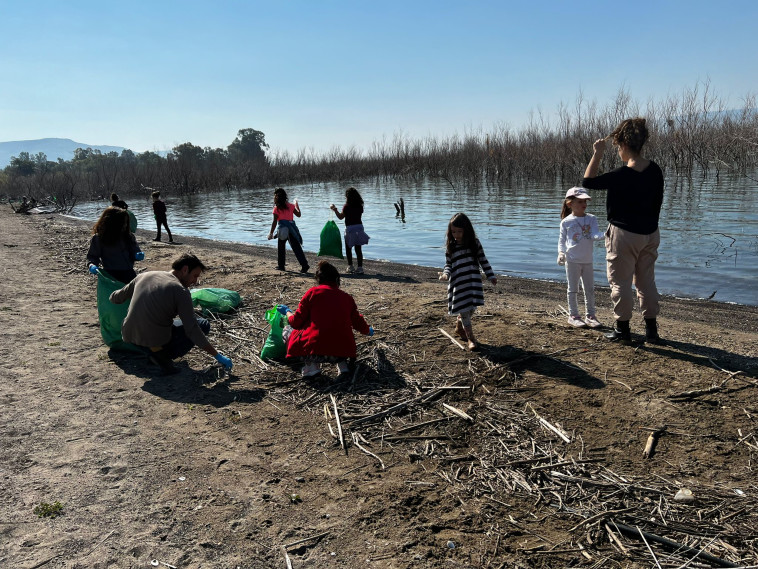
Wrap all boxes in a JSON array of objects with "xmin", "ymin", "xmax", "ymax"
[{"xmin": 273, "ymin": 202, "xmax": 296, "ymax": 221}]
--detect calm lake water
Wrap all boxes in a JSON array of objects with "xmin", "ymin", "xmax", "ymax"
[{"xmin": 71, "ymin": 174, "xmax": 758, "ymax": 306}]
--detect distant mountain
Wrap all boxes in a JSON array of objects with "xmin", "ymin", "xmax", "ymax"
[{"xmin": 0, "ymin": 138, "xmax": 126, "ymax": 168}]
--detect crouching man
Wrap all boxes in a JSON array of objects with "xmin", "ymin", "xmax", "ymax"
[{"xmin": 109, "ymin": 253, "xmax": 233, "ymax": 375}]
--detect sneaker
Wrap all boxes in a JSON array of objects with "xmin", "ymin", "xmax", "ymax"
[
  {"xmin": 355, "ymin": 266, "xmax": 364, "ymax": 274},
  {"xmin": 153, "ymin": 238, "xmax": 161, "ymax": 242},
  {"xmin": 300, "ymin": 265, "xmax": 310, "ymax": 274},
  {"xmin": 585, "ymin": 315, "xmax": 603, "ymax": 329},
  {"xmin": 567, "ymin": 315, "xmax": 586, "ymax": 328},
  {"xmin": 337, "ymin": 361, "xmax": 350, "ymax": 374},
  {"xmin": 301, "ymin": 363, "xmax": 321, "ymax": 377},
  {"xmin": 275, "ymin": 265, "xmax": 285, "ymax": 271},
  {"xmin": 346, "ymin": 265, "xmax": 355, "ymax": 274},
  {"xmin": 148, "ymin": 352, "xmax": 180, "ymax": 375}
]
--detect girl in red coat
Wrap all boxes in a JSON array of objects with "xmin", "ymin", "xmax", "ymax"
[{"xmin": 277, "ymin": 261, "xmax": 373, "ymax": 377}]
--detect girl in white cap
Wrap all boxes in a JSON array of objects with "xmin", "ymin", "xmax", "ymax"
[{"xmin": 558, "ymin": 187, "xmax": 604, "ymax": 328}]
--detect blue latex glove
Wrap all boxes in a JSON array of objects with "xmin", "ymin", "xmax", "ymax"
[
  {"xmin": 276, "ymin": 304, "xmax": 290, "ymax": 315},
  {"xmin": 214, "ymin": 353, "xmax": 233, "ymax": 370},
  {"xmin": 88, "ymin": 264, "xmax": 99, "ymax": 275},
  {"xmin": 368, "ymin": 326, "xmax": 374, "ymax": 336},
  {"xmin": 135, "ymin": 251, "xmax": 145, "ymax": 261}
]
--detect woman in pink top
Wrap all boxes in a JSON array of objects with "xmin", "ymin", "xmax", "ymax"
[{"xmin": 267, "ymin": 188, "xmax": 310, "ymax": 273}]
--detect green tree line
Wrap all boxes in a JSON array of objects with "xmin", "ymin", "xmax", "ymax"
[{"xmin": 2, "ymin": 83, "xmax": 757, "ymax": 207}]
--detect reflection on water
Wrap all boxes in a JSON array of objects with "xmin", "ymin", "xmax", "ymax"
[{"xmin": 72, "ymin": 174, "xmax": 758, "ymax": 306}]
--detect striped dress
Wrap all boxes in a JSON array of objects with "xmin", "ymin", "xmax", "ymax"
[{"xmin": 443, "ymin": 238, "xmax": 495, "ymax": 315}]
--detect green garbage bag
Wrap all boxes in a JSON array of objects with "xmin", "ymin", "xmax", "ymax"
[
  {"xmin": 191, "ymin": 288, "xmax": 241, "ymax": 314},
  {"xmin": 127, "ymin": 210, "xmax": 138, "ymax": 233},
  {"xmin": 260, "ymin": 306, "xmax": 287, "ymax": 360},
  {"xmin": 318, "ymin": 219, "xmax": 343, "ymax": 258},
  {"xmin": 97, "ymin": 269, "xmax": 141, "ymax": 352}
]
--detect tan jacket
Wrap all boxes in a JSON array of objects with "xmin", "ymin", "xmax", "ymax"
[{"xmin": 109, "ymin": 271, "xmax": 210, "ymax": 350}]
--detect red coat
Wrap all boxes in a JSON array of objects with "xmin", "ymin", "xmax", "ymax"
[{"xmin": 286, "ymin": 284, "xmax": 370, "ymax": 359}]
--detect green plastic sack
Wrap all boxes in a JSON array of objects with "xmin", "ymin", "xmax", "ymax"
[
  {"xmin": 127, "ymin": 210, "xmax": 138, "ymax": 233},
  {"xmin": 191, "ymin": 288, "xmax": 241, "ymax": 314},
  {"xmin": 260, "ymin": 307, "xmax": 287, "ymax": 360},
  {"xmin": 318, "ymin": 219, "xmax": 343, "ymax": 258},
  {"xmin": 97, "ymin": 269, "xmax": 141, "ymax": 352}
]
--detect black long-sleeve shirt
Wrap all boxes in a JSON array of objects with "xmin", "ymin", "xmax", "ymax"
[{"xmin": 582, "ymin": 161, "xmax": 664, "ymax": 235}]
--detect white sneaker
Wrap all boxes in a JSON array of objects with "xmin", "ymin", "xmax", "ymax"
[
  {"xmin": 355, "ymin": 266, "xmax": 364, "ymax": 274},
  {"xmin": 567, "ymin": 315, "xmax": 586, "ymax": 328},
  {"xmin": 337, "ymin": 361, "xmax": 350, "ymax": 374},
  {"xmin": 301, "ymin": 363, "xmax": 321, "ymax": 377},
  {"xmin": 345, "ymin": 265, "xmax": 355, "ymax": 274},
  {"xmin": 585, "ymin": 315, "xmax": 603, "ymax": 329}
]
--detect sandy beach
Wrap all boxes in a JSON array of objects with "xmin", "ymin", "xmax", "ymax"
[{"xmin": 1, "ymin": 207, "xmax": 756, "ymax": 568}]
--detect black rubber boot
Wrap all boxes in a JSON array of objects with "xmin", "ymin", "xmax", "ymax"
[
  {"xmin": 605, "ymin": 320, "xmax": 632, "ymax": 345},
  {"xmin": 644, "ymin": 318, "xmax": 665, "ymax": 345}
]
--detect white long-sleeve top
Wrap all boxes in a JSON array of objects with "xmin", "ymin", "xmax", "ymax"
[{"xmin": 558, "ymin": 213, "xmax": 604, "ymax": 264}]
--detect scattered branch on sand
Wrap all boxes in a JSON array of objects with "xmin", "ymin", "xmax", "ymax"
[{"xmin": 439, "ymin": 327, "xmax": 465, "ymax": 350}]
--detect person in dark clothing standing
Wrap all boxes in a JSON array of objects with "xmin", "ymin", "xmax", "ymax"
[
  {"xmin": 151, "ymin": 190, "xmax": 173, "ymax": 243},
  {"xmin": 330, "ymin": 187, "xmax": 370, "ymax": 274},
  {"xmin": 582, "ymin": 117, "xmax": 664, "ymax": 345}
]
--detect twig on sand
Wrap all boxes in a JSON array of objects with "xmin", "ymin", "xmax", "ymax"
[
  {"xmin": 284, "ymin": 531, "xmax": 331, "ymax": 549},
  {"xmin": 352, "ymin": 432, "xmax": 385, "ymax": 469},
  {"xmin": 330, "ymin": 394, "xmax": 346, "ymax": 452},
  {"xmin": 439, "ymin": 327, "xmax": 465, "ymax": 350}
]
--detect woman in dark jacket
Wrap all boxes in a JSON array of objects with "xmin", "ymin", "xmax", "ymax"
[
  {"xmin": 582, "ymin": 117, "xmax": 664, "ymax": 345},
  {"xmin": 87, "ymin": 206, "xmax": 143, "ymax": 284}
]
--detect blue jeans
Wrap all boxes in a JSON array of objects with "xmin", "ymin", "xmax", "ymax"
[{"xmin": 162, "ymin": 317, "xmax": 211, "ymax": 359}]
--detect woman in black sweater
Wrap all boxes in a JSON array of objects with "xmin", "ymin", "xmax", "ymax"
[{"xmin": 582, "ymin": 117, "xmax": 664, "ymax": 345}]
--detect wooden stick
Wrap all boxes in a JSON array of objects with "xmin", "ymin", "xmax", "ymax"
[
  {"xmin": 439, "ymin": 327, "xmax": 466, "ymax": 350},
  {"xmin": 528, "ymin": 404, "xmax": 571, "ymax": 443},
  {"xmin": 284, "ymin": 531, "xmax": 331, "ymax": 549},
  {"xmin": 348, "ymin": 389, "xmax": 443, "ymax": 427},
  {"xmin": 280, "ymin": 545, "xmax": 293, "ymax": 569},
  {"xmin": 642, "ymin": 426, "xmax": 666, "ymax": 459},
  {"xmin": 330, "ymin": 394, "xmax": 346, "ymax": 452},
  {"xmin": 610, "ymin": 521, "xmax": 740, "ymax": 568},
  {"xmin": 352, "ymin": 433, "xmax": 385, "ymax": 469},
  {"xmin": 442, "ymin": 403, "xmax": 474, "ymax": 422}
]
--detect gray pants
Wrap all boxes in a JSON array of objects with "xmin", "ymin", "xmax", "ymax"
[
  {"xmin": 565, "ymin": 261, "xmax": 596, "ymax": 317},
  {"xmin": 605, "ymin": 225, "xmax": 660, "ymax": 321}
]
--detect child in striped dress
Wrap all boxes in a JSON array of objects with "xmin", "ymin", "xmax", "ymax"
[{"xmin": 439, "ymin": 213, "xmax": 497, "ymax": 350}]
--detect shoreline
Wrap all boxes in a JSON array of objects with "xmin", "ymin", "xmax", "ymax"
[{"xmin": 60, "ymin": 211, "xmax": 758, "ymax": 312}]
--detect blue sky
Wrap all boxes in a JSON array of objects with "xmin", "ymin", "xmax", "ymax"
[{"xmin": 1, "ymin": 0, "xmax": 756, "ymax": 155}]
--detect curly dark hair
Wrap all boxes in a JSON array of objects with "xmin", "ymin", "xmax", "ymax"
[
  {"xmin": 611, "ymin": 117, "xmax": 649, "ymax": 154},
  {"xmin": 315, "ymin": 260, "xmax": 340, "ymax": 287},
  {"xmin": 445, "ymin": 212, "xmax": 478, "ymax": 254},
  {"xmin": 274, "ymin": 187, "xmax": 288, "ymax": 210},
  {"xmin": 92, "ymin": 206, "xmax": 130, "ymax": 245}
]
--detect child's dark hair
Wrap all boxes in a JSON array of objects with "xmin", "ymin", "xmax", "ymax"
[
  {"xmin": 611, "ymin": 117, "xmax": 649, "ymax": 154},
  {"xmin": 171, "ymin": 253, "xmax": 207, "ymax": 273},
  {"xmin": 151, "ymin": 190, "xmax": 161, "ymax": 199},
  {"xmin": 345, "ymin": 187, "xmax": 363, "ymax": 210},
  {"xmin": 274, "ymin": 188, "xmax": 288, "ymax": 209},
  {"xmin": 110, "ymin": 193, "xmax": 119, "ymax": 203},
  {"xmin": 92, "ymin": 206, "xmax": 130, "ymax": 245},
  {"xmin": 446, "ymin": 213, "xmax": 478, "ymax": 254},
  {"xmin": 315, "ymin": 260, "xmax": 340, "ymax": 287}
]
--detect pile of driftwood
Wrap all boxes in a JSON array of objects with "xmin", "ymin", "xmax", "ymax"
[{"xmin": 195, "ymin": 302, "xmax": 757, "ymax": 569}]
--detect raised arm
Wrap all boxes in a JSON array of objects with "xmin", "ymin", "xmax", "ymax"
[{"xmin": 584, "ymin": 138, "xmax": 607, "ymax": 179}]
